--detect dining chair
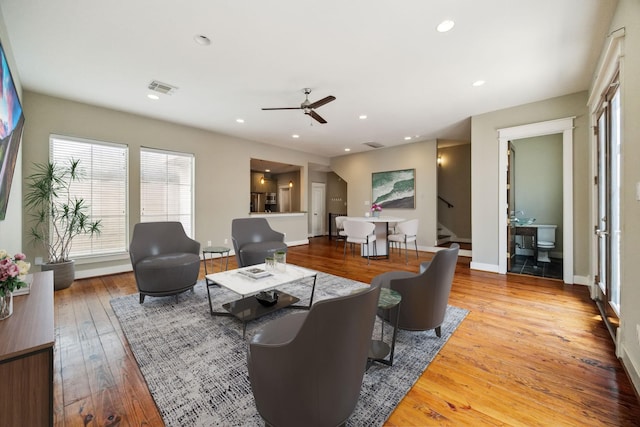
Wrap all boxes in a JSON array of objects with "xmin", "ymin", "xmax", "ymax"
[
  {"xmin": 343, "ymin": 220, "xmax": 377, "ymax": 264},
  {"xmin": 335, "ymin": 215, "xmax": 348, "ymax": 249},
  {"xmin": 387, "ymin": 219, "xmax": 419, "ymax": 264}
]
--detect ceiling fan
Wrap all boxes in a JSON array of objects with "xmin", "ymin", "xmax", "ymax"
[{"xmin": 262, "ymin": 88, "xmax": 336, "ymax": 124}]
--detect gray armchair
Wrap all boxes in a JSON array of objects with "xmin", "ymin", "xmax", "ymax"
[
  {"xmin": 129, "ymin": 222, "xmax": 201, "ymax": 303},
  {"xmin": 247, "ymin": 283, "xmax": 381, "ymax": 427},
  {"xmin": 231, "ymin": 218, "xmax": 287, "ymax": 267},
  {"xmin": 372, "ymin": 243, "xmax": 459, "ymax": 336}
]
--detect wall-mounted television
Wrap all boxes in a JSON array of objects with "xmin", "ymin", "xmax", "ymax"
[{"xmin": 0, "ymin": 40, "xmax": 25, "ymax": 220}]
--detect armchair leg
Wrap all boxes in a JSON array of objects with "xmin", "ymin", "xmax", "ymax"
[
  {"xmin": 435, "ymin": 326, "xmax": 442, "ymax": 337},
  {"xmin": 139, "ymin": 293, "xmax": 145, "ymax": 304},
  {"xmin": 414, "ymin": 240, "xmax": 419, "ymax": 259}
]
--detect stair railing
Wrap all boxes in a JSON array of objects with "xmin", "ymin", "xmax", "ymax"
[{"xmin": 438, "ymin": 196, "xmax": 454, "ymax": 208}]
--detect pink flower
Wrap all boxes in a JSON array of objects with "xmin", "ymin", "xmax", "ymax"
[{"xmin": 14, "ymin": 253, "xmax": 26, "ymax": 261}]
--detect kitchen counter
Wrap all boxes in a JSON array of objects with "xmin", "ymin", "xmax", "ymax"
[{"xmin": 249, "ymin": 212, "xmax": 307, "ymax": 218}]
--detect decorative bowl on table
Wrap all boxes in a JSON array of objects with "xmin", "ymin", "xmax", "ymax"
[{"xmin": 255, "ymin": 291, "xmax": 279, "ymax": 306}]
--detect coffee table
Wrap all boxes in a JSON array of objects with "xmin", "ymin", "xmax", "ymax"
[{"xmin": 205, "ymin": 263, "xmax": 318, "ymax": 337}]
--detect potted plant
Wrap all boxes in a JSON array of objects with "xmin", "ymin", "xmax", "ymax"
[{"xmin": 25, "ymin": 159, "xmax": 102, "ymax": 290}]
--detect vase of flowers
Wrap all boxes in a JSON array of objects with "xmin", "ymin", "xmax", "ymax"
[
  {"xmin": 371, "ymin": 203, "xmax": 382, "ymax": 218},
  {"xmin": 0, "ymin": 250, "xmax": 31, "ymax": 320}
]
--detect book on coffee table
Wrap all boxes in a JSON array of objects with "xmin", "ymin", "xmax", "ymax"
[{"xmin": 238, "ymin": 267, "xmax": 271, "ymax": 280}]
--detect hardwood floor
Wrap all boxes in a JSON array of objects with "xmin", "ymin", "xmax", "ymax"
[{"xmin": 54, "ymin": 237, "xmax": 640, "ymax": 426}]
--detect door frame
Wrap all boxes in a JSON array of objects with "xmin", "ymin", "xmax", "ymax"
[{"xmin": 497, "ymin": 117, "xmax": 575, "ymax": 283}]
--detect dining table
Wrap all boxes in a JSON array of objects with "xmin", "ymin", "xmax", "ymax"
[{"xmin": 344, "ymin": 215, "xmax": 405, "ymax": 258}]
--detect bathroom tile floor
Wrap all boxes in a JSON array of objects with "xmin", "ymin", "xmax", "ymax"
[{"xmin": 509, "ymin": 255, "xmax": 563, "ymax": 280}]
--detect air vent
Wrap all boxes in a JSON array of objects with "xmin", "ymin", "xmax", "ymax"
[
  {"xmin": 148, "ymin": 80, "xmax": 178, "ymax": 95},
  {"xmin": 363, "ymin": 141, "xmax": 385, "ymax": 149}
]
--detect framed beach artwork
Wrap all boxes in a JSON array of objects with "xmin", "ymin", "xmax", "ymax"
[{"xmin": 372, "ymin": 168, "xmax": 415, "ymax": 209}]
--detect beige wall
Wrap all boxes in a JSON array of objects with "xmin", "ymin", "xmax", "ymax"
[
  {"xmin": 330, "ymin": 140, "xmax": 438, "ymax": 248},
  {"xmin": 437, "ymin": 142, "xmax": 471, "ymax": 239},
  {"xmin": 471, "ymin": 91, "xmax": 590, "ymax": 275},
  {"xmin": 20, "ymin": 91, "xmax": 330, "ymax": 276},
  {"xmin": 602, "ymin": 0, "xmax": 640, "ymax": 392},
  {"xmin": 0, "ymin": 6, "xmax": 23, "ymax": 255}
]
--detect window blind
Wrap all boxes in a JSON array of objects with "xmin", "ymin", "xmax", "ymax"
[
  {"xmin": 50, "ymin": 135, "xmax": 129, "ymax": 257},
  {"xmin": 140, "ymin": 148, "xmax": 194, "ymax": 237}
]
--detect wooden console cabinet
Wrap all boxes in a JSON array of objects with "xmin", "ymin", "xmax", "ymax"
[{"xmin": 0, "ymin": 271, "xmax": 54, "ymax": 427}]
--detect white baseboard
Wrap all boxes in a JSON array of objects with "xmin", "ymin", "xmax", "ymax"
[
  {"xmin": 287, "ymin": 239, "xmax": 310, "ymax": 247},
  {"xmin": 470, "ymin": 262, "xmax": 500, "ymax": 273},
  {"xmin": 75, "ymin": 264, "xmax": 132, "ymax": 279},
  {"xmin": 620, "ymin": 345, "xmax": 640, "ymax": 398},
  {"xmin": 572, "ymin": 275, "xmax": 590, "ymax": 286}
]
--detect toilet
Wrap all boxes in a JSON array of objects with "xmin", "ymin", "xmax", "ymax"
[{"xmin": 536, "ymin": 225, "xmax": 557, "ymax": 263}]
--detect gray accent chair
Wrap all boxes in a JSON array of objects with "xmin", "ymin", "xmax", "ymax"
[
  {"xmin": 372, "ymin": 243, "xmax": 459, "ymax": 336},
  {"xmin": 129, "ymin": 222, "xmax": 200, "ymax": 304},
  {"xmin": 247, "ymin": 283, "xmax": 381, "ymax": 427},
  {"xmin": 231, "ymin": 218, "xmax": 287, "ymax": 267}
]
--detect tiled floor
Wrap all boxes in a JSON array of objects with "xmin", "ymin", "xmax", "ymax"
[{"xmin": 509, "ymin": 255, "xmax": 563, "ymax": 280}]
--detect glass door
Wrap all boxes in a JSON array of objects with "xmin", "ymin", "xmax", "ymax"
[{"xmin": 595, "ymin": 75, "xmax": 621, "ymax": 338}]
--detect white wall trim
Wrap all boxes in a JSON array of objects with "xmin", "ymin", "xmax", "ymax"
[
  {"xmin": 75, "ymin": 264, "xmax": 132, "ymax": 279},
  {"xmin": 587, "ymin": 27, "xmax": 625, "ymax": 108},
  {"xmin": 497, "ymin": 117, "xmax": 575, "ymax": 284},
  {"xmin": 470, "ymin": 262, "xmax": 500, "ymax": 273},
  {"xmin": 620, "ymin": 345, "xmax": 640, "ymax": 397},
  {"xmin": 572, "ymin": 275, "xmax": 591, "ymax": 286}
]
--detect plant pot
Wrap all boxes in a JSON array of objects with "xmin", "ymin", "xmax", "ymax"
[
  {"xmin": 372, "ymin": 211, "xmax": 381, "ymax": 218},
  {"xmin": 0, "ymin": 292, "xmax": 13, "ymax": 320},
  {"xmin": 41, "ymin": 260, "xmax": 75, "ymax": 291}
]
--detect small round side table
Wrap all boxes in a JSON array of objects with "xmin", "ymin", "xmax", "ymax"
[
  {"xmin": 370, "ymin": 287, "xmax": 401, "ymax": 366},
  {"xmin": 202, "ymin": 246, "xmax": 231, "ymax": 275}
]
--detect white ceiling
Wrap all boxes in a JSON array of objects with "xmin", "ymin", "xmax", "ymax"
[{"xmin": 1, "ymin": 0, "xmax": 616, "ymax": 158}]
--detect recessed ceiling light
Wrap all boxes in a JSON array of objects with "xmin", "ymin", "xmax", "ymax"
[
  {"xmin": 359, "ymin": 115, "xmax": 367, "ymax": 120},
  {"xmin": 292, "ymin": 134, "xmax": 300, "ymax": 139},
  {"xmin": 147, "ymin": 94, "xmax": 159, "ymax": 100},
  {"xmin": 404, "ymin": 136, "xmax": 412, "ymax": 141},
  {"xmin": 437, "ymin": 20, "xmax": 455, "ymax": 33},
  {"xmin": 472, "ymin": 80, "xmax": 486, "ymax": 87},
  {"xmin": 236, "ymin": 118, "xmax": 245, "ymax": 123},
  {"xmin": 344, "ymin": 148, "xmax": 351, "ymax": 152},
  {"xmin": 194, "ymin": 34, "xmax": 211, "ymax": 46},
  {"xmin": 265, "ymin": 169, "xmax": 271, "ymax": 172}
]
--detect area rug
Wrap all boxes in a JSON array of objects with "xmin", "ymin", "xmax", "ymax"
[{"xmin": 111, "ymin": 271, "xmax": 468, "ymax": 426}]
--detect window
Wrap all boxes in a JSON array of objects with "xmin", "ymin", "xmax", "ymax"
[
  {"xmin": 140, "ymin": 148, "xmax": 194, "ymax": 237},
  {"xmin": 50, "ymin": 135, "xmax": 129, "ymax": 258}
]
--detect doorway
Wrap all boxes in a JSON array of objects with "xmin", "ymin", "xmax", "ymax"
[
  {"xmin": 498, "ymin": 117, "xmax": 575, "ymax": 284},
  {"xmin": 593, "ymin": 72, "xmax": 621, "ymax": 340},
  {"xmin": 507, "ymin": 135, "xmax": 564, "ymax": 280},
  {"xmin": 311, "ymin": 182, "xmax": 326, "ymax": 237}
]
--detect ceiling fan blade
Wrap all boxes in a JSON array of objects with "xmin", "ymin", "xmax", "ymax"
[
  {"xmin": 261, "ymin": 107, "xmax": 302, "ymax": 110},
  {"xmin": 307, "ymin": 95, "xmax": 336, "ymax": 109},
  {"xmin": 307, "ymin": 110, "xmax": 327, "ymax": 124}
]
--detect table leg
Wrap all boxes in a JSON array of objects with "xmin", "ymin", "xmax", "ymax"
[{"xmin": 289, "ymin": 274, "xmax": 317, "ymax": 310}]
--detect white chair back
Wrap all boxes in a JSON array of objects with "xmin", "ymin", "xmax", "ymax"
[
  {"xmin": 398, "ymin": 219, "xmax": 419, "ymax": 237},
  {"xmin": 343, "ymin": 220, "xmax": 375, "ymax": 240},
  {"xmin": 335, "ymin": 216, "xmax": 348, "ymax": 230}
]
